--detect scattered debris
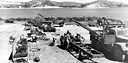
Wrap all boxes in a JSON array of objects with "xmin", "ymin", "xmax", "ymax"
[{"xmin": 49, "ymin": 38, "xmax": 56, "ymax": 46}]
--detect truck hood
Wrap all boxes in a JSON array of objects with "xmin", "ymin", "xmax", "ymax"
[
  {"xmin": 116, "ymin": 43, "xmax": 128, "ymax": 50},
  {"xmin": 116, "ymin": 36, "xmax": 128, "ymax": 42}
]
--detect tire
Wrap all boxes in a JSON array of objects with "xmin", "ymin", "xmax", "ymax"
[{"xmin": 114, "ymin": 48, "xmax": 124, "ymax": 62}]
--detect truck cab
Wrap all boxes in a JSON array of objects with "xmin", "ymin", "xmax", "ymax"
[
  {"xmin": 103, "ymin": 27, "xmax": 128, "ymax": 61},
  {"xmin": 73, "ymin": 20, "xmax": 128, "ymax": 62},
  {"xmin": 89, "ymin": 26, "xmax": 128, "ymax": 61}
]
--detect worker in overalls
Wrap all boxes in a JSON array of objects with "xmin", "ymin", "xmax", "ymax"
[
  {"xmin": 64, "ymin": 34, "xmax": 70, "ymax": 50},
  {"xmin": 89, "ymin": 32, "xmax": 96, "ymax": 48},
  {"xmin": 60, "ymin": 33, "xmax": 66, "ymax": 48},
  {"xmin": 75, "ymin": 33, "xmax": 85, "ymax": 42},
  {"xmin": 63, "ymin": 30, "xmax": 72, "ymax": 50}
]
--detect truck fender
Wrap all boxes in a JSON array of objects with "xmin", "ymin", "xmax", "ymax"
[
  {"xmin": 113, "ymin": 44, "xmax": 122, "ymax": 49},
  {"xmin": 113, "ymin": 44, "xmax": 125, "ymax": 61},
  {"xmin": 116, "ymin": 43, "xmax": 128, "ymax": 51},
  {"xmin": 113, "ymin": 44, "xmax": 123, "ymax": 52}
]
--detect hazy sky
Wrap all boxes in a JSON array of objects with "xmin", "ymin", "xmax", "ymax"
[{"xmin": 3, "ymin": 0, "xmax": 128, "ymax": 4}]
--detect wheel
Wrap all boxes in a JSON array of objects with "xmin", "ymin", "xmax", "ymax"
[{"xmin": 114, "ymin": 48, "xmax": 124, "ymax": 62}]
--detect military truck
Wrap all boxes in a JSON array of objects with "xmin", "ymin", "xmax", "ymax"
[
  {"xmin": 74, "ymin": 20, "xmax": 128, "ymax": 62},
  {"xmin": 90, "ymin": 24, "xmax": 128, "ymax": 62}
]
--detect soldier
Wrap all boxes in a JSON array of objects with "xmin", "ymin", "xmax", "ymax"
[{"xmin": 89, "ymin": 32, "xmax": 96, "ymax": 48}]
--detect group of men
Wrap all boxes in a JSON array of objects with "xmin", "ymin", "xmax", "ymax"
[{"xmin": 60, "ymin": 30, "xmax": 85, "ymax": 49}]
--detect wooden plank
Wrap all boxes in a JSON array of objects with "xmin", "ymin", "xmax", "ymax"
[
  {"xmin": 70, "ymin": 42, "xmax": 93, "ymax": 58},
  {"xmin": 70, "ymin": 42, "xmax": 104, "ymax": 58}
]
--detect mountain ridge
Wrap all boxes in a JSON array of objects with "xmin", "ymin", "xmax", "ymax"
[
  {"xmin": 1, "ymin": 0, "xmax": 128, "ymax": 8},
  {"xmin": 39, "ymin": 0, "xmax": 128, "ymax": 8}
]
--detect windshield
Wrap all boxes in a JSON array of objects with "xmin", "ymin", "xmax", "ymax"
[{"xmin": 117, "ymin": 30, "xmax": 127, "ymax": 36}]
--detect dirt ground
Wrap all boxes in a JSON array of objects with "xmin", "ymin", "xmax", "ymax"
[
  {"xmin": 0, "ymin": 22, "xmax": 81, "ymax": 63},
  {"xmin": 0, "ymin": 22, "xmax": 27, "ymax": 63},
  {"xmin": 0, "ymin": 21, "xmax": 124, "ymax": 63},
  {"xmin": 55, "ymin": 24, "xmax": 122, "ymax": 63}
]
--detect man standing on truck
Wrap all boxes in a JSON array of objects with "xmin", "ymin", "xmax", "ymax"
[{"xmin": 75, "ymin": 33, "xmax": 85, "ymax": 42}]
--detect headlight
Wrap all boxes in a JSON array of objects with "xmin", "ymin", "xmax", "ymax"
[{"xmin": 124, "ymin": 50, "xmax": 128, "ymax": 54}]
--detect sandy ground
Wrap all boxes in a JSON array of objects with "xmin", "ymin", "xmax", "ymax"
[
  {"xmin": 0, "ymin": 22, "xmax": 27, "ymax": 63},
  {"xmin": 55, "ymin": 25, "xmax": 122, "ymax": 63},
  {"xmin": 0, "ymin": 22, "xmax": 124, "ymax": 63},
  {"xmin": 0, "ymin": 22, "xmax": 81, "ymax": 63}
]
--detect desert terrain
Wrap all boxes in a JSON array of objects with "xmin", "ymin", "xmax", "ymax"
[
  {"xmin": 0, "ymin": 21, "xmax": 124, "ymax": 63},
  {"xmin": 0, "ymin": 21, "xmax": 82, "ymax": 63}
]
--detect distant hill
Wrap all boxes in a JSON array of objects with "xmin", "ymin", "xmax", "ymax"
[
  {"xmin": 81, "ymin": 1, "xmax": 128, "ymax": 8},
  {"xmin": 29, "ymin": 0, "xmax": 82, "ymax": 7},
  {"xmin": 3, "ymin": 0, "xmax": 127, "ymax": 8},
  {"xmin": 44, "ymin": 0, "xmax": 128, "ymax": 8},
  {"xmin": 49, "ymin": 1, "xmax": 82, "ymax": 7}
]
